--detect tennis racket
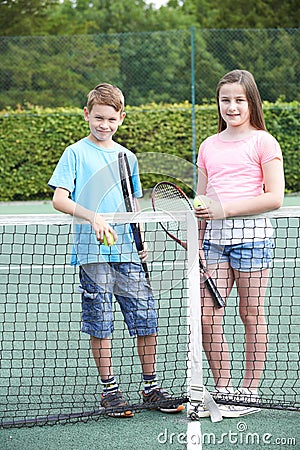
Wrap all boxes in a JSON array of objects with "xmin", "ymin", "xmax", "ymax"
[
  {"xmin": 151, "ymin": 181, "xmax": 225, "ymax": 308},
  {"xmin": 118, "ymin": 152, "xmax": 150, "ymax": 281}
]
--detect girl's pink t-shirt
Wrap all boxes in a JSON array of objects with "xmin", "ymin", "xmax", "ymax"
[{"xmin": 197, "ymin": 130, "xmax": 282, "ymax": 202}]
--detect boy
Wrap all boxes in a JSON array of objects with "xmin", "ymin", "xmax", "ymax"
[{"xmin": 48, "ymin": 83, "xmax": 184, "ymax": 417}]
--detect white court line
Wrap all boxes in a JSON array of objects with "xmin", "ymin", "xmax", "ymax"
[
  {"xmin": 187, "ymin": 420, "xmax": 202, "ymax": 450},
  {"xmin": 0, "ymin": 265, "xmax": 74, "ymax": 271},
  {"xmin": 0, "ymin": 261, "xmax": 185, "ymax": 271},
  {"xmin": 0, "ymin": 255, "xmax": 296, "ymax": 279}
]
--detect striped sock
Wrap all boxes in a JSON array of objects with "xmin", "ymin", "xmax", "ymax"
[
  {"xmin": 143, "ymin": 374, "xmax": 158, "ymax": 395},
  {"xmin": 101, "ymin": 376, "xmax": 119, "ymax": 396}
]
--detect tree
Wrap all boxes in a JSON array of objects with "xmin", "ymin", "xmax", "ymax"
[
  {"xmin": 197, "ymin": 28, "xmax": 300, "ymax": 101},
  {"xmin": 0, "ymin": 33, "xmax": 123, "ymax": 108},
  {"xmin": 0, "ymin": 0, "xmax": 298, "ymax": 109},
  {"xmin": 182, "ymin": 0, "xmax": 300, "ymax": 29},
  {"xmin": 2, "ymin": 0, "xmax": 298, "ymax": 37},
  {"xmin": 0, "ymin": 0, "xmax": 59, "ymax": 36}
]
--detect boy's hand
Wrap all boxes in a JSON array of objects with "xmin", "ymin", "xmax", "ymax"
[
  {"xmin": 92, "ymin": 214, "xmax": 118, "ymax": 244},
  {"xmin": 138, "ymin": 242, "xmax": 148, "ymax": 263}
]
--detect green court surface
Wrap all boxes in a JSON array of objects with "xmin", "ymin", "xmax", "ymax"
[
  {"xmin": 0, "ymin": 197, "xmax": 299, "ymax": 450},
  {"xmin": 0, "ymin": 194, "xmax": 299, "ymax": 216},
  {"xmin": 0, "ymin": 408, "xmax": 299, "ymax": 450}
]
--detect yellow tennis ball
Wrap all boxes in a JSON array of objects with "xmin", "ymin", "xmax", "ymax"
[
  {"xmin": 193, "ymin": 196, "xmax": 205, "ymax": 208},
  {"xmin": 103, "ymin": 232, "xmax": 115, "ymax": 246}
]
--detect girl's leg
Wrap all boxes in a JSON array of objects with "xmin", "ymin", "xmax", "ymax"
[
  {"xmin": 201, "ymin": 262, "xmax": 235, "ymax": 390},
  {"xmin": 235, "ymin": 268, "xmax": 269, "ymax": 390}
]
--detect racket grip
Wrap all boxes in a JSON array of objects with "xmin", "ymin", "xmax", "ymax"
[
  {"xmin": 204, "ymin": 277, "xmax": 225, "ymax": 308},
  {"xmin": 199, "ymin": 258, "xmax": 225, "ymax": 308},
  {"xmin": 131, "ymin": 224, "xmax": 144, "ymax": 251},
  {"xmin": 142, "ymin": 262, "xmax": 150, "ymax": 282},
  {"xmin": 131, "ymin": 224, "xmax": 150, "ymax": 282}
]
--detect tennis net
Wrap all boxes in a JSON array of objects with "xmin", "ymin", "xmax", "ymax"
[
  {"xmin": 202, "ymin": 207, "xmax": 300, "ymax": 412},
  {"xmin": 0, "ymin": 207, "xmax": 299, "ymax": 427},
  {"xmin": 0, "ymin": 210, "xmax": 200, "ymax": 427}
]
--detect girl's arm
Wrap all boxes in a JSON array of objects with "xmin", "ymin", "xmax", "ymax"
[
  {"xmin": 224, "ymin": 158, "xmax": 284, "ymax": 217},
  {"xmin": 52, "ymin": 187, "xmax": 117, "ymax": 243},
  {"xmin": 195, "ymin": 158, "xmax": 284, "ymax": 220},
  {"xmin": 195, "ymin": 167, "xmax": 208, "ymax": 262}
]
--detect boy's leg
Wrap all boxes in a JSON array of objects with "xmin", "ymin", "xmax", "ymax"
[
  {"xmin": 79, "ymin": 261, "xmax": 133, "ymax": 418},
  {"xmin": 114, "ymin": 262, "xmax": 184, "ymax": 413},
  {"xmin": 137, "ymin": 334, "xmax": 159, "ymax": 392},
  {"xmin": 90, "ymin": 335, "xmax": 119, "ymax": 395},
  {"xmin": 137, "ymin": 333, "xmax": 185, "ymax": 413},
  {"xmin": 137, "ymin": 333, "xmax": 157, "ymax": 376},
  {"xmin": 90, "ymin": 335, "xmax": 133, "ymax": 417},
  {"xmin": 90, "ymin": 335, "xmax": 114, "ymax": 380}
]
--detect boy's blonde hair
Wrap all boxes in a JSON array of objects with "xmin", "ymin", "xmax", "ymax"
[{"xmin": 86, "ymin": 83, "xmax": 125, "ymax": 113}]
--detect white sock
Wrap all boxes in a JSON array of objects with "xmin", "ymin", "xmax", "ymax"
[
  {"xmin": 215, "ymin": 387, "xmax": 234, "ymax": 394},
  {"xmin": 239, "ymin": 387, "xmax": 258, "ymax": 395}
]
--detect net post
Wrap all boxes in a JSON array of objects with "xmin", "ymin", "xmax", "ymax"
[
  {"xmin": 186, "ymin": 210, "xmax": 202, "ymax": 448},
  {"xmin": 186, "ymin": 211, "xmax": 203, "ymax": 403}
]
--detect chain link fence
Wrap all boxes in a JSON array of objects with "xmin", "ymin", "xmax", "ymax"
[{"xmin": 0, "ymin": 28, "xmax": 299, "ymax": 109}]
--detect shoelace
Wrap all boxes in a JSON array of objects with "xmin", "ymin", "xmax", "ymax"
[{"xmin": 101, "ymin": 392, "xmax": 128, "ymax": 410}]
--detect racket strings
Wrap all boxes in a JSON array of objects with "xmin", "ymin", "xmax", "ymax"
[
  {"xmin": 152, "ymin": 183, "xmax": 191, "ymax": 240},
  {"xmin": 153, "ymin": 184, "xmax": 192, "ymax": 213}
]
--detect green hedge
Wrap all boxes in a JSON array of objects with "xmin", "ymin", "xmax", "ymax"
[{"xmin": 0, "ymin": 101, "xmax": 299, "ymax": 201}]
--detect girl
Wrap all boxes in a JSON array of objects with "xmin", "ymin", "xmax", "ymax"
[{"xmin": 194, "ymin": 70, "xmax": 285, "ymax": 418}]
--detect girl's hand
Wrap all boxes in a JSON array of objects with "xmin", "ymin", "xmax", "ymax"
[
  {"xmin": 194, "ymin": 196, "xmax": 225, "ymax": 220},
  {"xmin": 199, "ymin": 248, "xmax": 206, "ymax": 266}
]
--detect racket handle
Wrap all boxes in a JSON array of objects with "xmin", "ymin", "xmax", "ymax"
[
  {"xmin": 142, "ymin": 262, "xmax": 150, "ymax": 282},
  {"xmin": 131, "ymin": 223, "xmax": 143, "ymax": 251},
  {"xmin": 131, "ymin": 224, "xmax": 150, "ymax": 282},
  {"xmin": 199, "ymin": 258, "xmax": 225, "ymax": 308},
  {"xmin": 204, "ymin": 277, "xmax": 226, "ymax": 308}
]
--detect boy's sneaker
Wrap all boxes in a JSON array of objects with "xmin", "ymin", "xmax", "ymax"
[
  {"xmin": 101, "ymin": 391, "xmax": 134, "ymax": 418},
  {"xmin": 142, "ymin": 388, "xmax": 185, "ymax": 413}
]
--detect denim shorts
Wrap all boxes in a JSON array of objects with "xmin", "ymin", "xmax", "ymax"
[
  {"xmin": 79, "ymin": 262, "xmax": 158, "ymax": 339},
  {"xmin": 203, "ymin": 239, "xmax": 274, "ymax": 272}
]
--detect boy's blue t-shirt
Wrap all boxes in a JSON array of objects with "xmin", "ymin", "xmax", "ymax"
[{"xmin": 48, "ymin": 137, "xmax": 143, "ymax": 265}]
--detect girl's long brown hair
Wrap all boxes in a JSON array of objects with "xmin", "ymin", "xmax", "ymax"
[{"xmin": 216, "ymin": 70, "xmax": 266, "ymax": 133}]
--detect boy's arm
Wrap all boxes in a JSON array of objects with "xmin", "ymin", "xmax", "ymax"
[{"xmin": 52, "ymin": 187, "xmax": 117, "ymax": 243}]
